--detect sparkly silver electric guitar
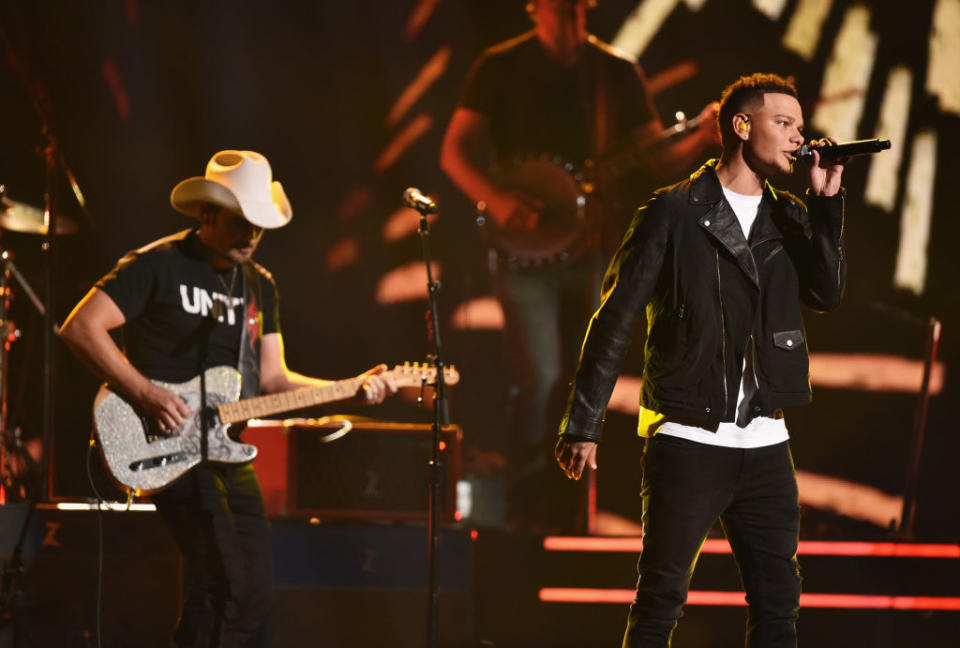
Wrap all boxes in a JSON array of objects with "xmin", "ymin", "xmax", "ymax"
[{"xmin": 93, "ymin": 362, "xmax": 459, "ymax": 494}]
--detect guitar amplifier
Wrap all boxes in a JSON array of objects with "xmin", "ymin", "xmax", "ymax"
[{"xmin": 244, "ymin": 418, "xmax": 462, "ymax": 521}]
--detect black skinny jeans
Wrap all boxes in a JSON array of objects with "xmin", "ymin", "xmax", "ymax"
[
  {"xmin": 623, "ymin": 435, "xmax": 801, "ymax": 648},
  {"xmin": 152, "ymin": 463, "xmax": 273, "ymax": 648}
]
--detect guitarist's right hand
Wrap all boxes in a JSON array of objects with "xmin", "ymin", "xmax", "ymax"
[
  {"xmin": 139, "ymin": 383, "xmax": 192, "ymax": 433},
  {"xmin": 487, "ymin": 191, "xmax": 542, "ymax": 232}
]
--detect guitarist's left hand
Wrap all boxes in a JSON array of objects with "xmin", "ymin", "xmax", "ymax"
[{"xmin": 358, "ymin": 364, "xmax": 399, "ymax": 404}]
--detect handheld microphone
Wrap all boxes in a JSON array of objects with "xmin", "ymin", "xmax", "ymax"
[
  {"xmin": 402, "ymin": 187, "xmax": 438, "ymax": 214},
  {"xmin": 794, "ymin": 138, "xmax": 891, "ymax": 161}
]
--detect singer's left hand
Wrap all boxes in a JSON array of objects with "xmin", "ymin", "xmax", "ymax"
[{"xmin": 807, "ymin": 137, "xmax": 847, "ymax": 196}]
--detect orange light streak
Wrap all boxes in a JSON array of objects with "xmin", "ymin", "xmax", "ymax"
[
  {"xmin": 607, "ymin": 375, "xmax": 643, "ymax": 414},
  {"xmin": 450, "ymin": 297, "xmax": 505, "ymax": 330},
  {"xmin": 373, "ymin": 113, "xmax": 432, "ymax": 173},
  {"xmin": 795, "ymin": 469, "xmax": 902, "ymax": 529},
  {"xmin": 101, "ymin": 59, "xmax": 130, "ymax": 121},
  {"xmin": 386, "ymin": 47, "xmax": 451, "ymax": 128},
  {"xmin": 809, "ymin": 353, "xmax": 945, "ymax": 394},
  {"xmin": 539, "ymin": 588, "xmax": 960, "ymax": 610},
  {"xmin": 646, "ymin": 60, "xmax": 699, "ymax": 96},
  {"xmin": 374, "ymin": 261, "xmax": 441, "ymax": 304},
  {"xmin": 542, "ymin": 536, "xmax": 960, "ymax": 558},
  {"xmin": 325, "ymin": 236, "xmax": 359, "ymax": 272},
  {"xmin": 382, "ymin": 207, "xmax": 425, "ymax": 243},
  {"xmin": 336, "ymin": 185, "xmax": 374, "ymax": 224},
  {"xmin": 403, "ymin": 0, "xmax": 443, "ymax": 41}
]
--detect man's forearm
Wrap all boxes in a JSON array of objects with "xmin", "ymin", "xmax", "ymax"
[
  {"xmin": 60, "ymin": 319, "xmax": 154, "ymax": 403},
  {"xmin": 440, "ymin": 145, "xmax": 500, "ymax": 207}
]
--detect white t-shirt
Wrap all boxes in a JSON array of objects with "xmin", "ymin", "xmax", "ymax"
[{"xmin": 651, "ymin": 186, "xmax": 789, "ymax": 449}]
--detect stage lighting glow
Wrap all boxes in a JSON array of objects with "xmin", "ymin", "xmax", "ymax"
[
  {"xmin": 382, "ymin": 207, "xmax": 425, "ymax": 243},
  {"xmin": 894, "ymin": 131, "xmax": 937, "ymax": 295},
  {"xmin": 612, "ymin": 0, "xmax": 684, "ymax": 59},
  {"xmin": 543, "ymin": 536, "xmax": 960, "ymax": 558},
  {"xmin": 375, "ymin": 261, "xmax": 442, "ymax": 304},
  {"xmin": 865, "ymin": 67, "xmax": 912, "ymax": 212},
  {"xmin": 53, "ymin": 502, "xmax": 156, "ymax": 512},
  {"xmin": 456, "ymin": 480, "xmax": 473, "ymax": 519},
  {"xmin": 927, "ymin": 0, "xmax": 960, "ymax": 116},
  {"xmin": 386, "ymin": 47, "xmax": 451, "ymax": 128},
  {"xmin": 781, "ymin": 0, "xmax": 834, "ymax": 61},
  {"xmin": 752, "ymin": 0, "xmax": 789, "ymax": 21},
  {"xmin": 101, "ymin": 59, "xmax": 131, "ymax": 121},
  {"xmin": 539, "ymin": 588, "xmax": 960, "ymax": 609},
  {"xmin": 645, "ymin": 60, "xmax": 699, "ymax": 96},
  {"xmin": 374, "ymin": 113, "xmax": 433, "ymax": 173},
  {"xmin": 607, "ymin": 374, "xmax": 643, "ymax": 414},
  {"xmin": 808, "ymin": 352, "xmax": 944, "ymax": 394},
  {"xmin": 404, "ymin": 0, "xmax": 443, "ymax": 41},
  {"xmin": 325, "ymin": 236, "xmax": 359, "ymax": 272},
  {"xmin": 795, "ymin": 469, "xmax": 902, "ymax": 529},
  {"xmin": 811, "ymin": 4, "xmax": 877, "ymax": 142},
  {"xmin": 450, "ymin": 297, "xmax": 505, "ymax": 330}
]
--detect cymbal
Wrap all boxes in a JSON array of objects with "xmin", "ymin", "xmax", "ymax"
[{"xmin": 0, "ymin": 196, "xmax": 77, "ymax": 235}]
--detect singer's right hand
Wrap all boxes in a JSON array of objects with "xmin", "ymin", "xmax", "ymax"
[
  {"xmin": 806, "ymin": 137, "xmax": 846, "ymax": 197},
  {"xmin": 138, "ymin": 383, "xmax": 191, "ymax": 433},
  {"xmin": 488, "ymin": 191, "xmax": 542, "ymax": 231}
]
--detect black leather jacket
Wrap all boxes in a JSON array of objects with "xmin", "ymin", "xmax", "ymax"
[{"xmin": 559, "ymin": 160, "xmax": 846, "ymax": 442}]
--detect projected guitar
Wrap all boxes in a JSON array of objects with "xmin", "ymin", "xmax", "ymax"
[{"xmin": 93, "ymin": 362, "xmax": 459, "ymax": 494}]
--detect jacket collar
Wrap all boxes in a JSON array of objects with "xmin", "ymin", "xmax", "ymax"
[{"xmin": 689, "ymin": 160, "xmax": 784, "ymax": 288}]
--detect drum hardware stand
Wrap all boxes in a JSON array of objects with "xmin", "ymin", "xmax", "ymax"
[
  {"xmin": 0, "ymin": 247, "xmax": 48, "ymax": 644},
  {"xmin": 0, "ymin": 248, "xmax": 43, "ymax": 500},
  {"xmin": 404, "ymin": 187, "xmax": 448, "ymax": 648}
]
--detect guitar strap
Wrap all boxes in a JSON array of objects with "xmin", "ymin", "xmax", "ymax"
[{"xmin": 237, "ymin": 262, "xmax": 263, "ymax": 400}]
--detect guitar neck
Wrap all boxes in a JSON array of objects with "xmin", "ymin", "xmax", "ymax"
[{"xmin": 217, "ymin": 376, "xmax": 365, "ymax": 424}]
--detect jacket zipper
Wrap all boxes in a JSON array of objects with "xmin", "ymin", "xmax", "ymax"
[
  {"xmin": 837, "ymin": 247, "xmax": 844, "ymax": 289},
  {"xmin": 716, "ymin": 251, "xmax": 728, "ymax": 418}
]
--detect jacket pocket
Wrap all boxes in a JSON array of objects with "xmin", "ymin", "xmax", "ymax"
[{"xmin": 773, "ymin": 329, "xmax": 804, "ymax": 351}]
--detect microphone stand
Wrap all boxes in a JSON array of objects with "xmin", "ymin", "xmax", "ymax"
[{"xmin": 408, "ymin": 190, "xmax": 448, "ymax": 648}]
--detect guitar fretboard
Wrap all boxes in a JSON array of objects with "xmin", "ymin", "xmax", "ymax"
[{"xmin": 217, "ymin": 377, "xmax": 365, "ymax": 424}]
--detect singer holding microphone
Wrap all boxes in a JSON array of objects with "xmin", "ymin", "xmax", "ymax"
[
  {"xmin": 555, "ymin": 73, "xmax": 850, "ymax": 647},
  {"xmin": 59, "ymin": 150, "xmax": 398, "ymax": 647}
]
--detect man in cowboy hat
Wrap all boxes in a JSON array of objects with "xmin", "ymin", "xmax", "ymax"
[{"xmin": 60, "ymin": 150, "xmax": 398, "ymax": 647}]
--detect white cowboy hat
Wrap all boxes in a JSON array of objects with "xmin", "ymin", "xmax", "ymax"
[{"xmin": 170, "ymin": 150, "xmax": 292, "ymax": 229}]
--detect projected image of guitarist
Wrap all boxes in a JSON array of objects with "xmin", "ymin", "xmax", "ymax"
[
  {"xmin": 59, "ymin": 150, "xmax": 398, "ymax": 647},
  {"xmin": 440, "ymin": 0, "xmax": 719, "ymax": 530}
]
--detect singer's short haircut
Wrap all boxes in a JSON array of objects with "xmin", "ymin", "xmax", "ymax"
[{"xmin": 718, "ymin": 73, "xmax": 799, "ymax": 148}]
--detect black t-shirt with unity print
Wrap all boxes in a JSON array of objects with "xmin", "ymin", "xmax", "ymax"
[{"xmin": 96, "ymin": 228, "xmax": 279, "ymax": 384}]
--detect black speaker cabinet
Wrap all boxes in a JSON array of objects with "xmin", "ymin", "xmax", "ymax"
[
  {"xmin": 0, "ymin": 503, "xmax": 181, "ymax": 648},
  {"xmin": 246, "ymin": 420, "xmax": 462, "ymax": 521},
  {"xmin": 269, "ymin": 520, "xmax": 475, "ymax": 647}
]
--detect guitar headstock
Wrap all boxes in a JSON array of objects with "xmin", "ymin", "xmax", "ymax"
[{"xmin": 392, "ymin": 361, "xmax": 460, "ymax": 388}]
